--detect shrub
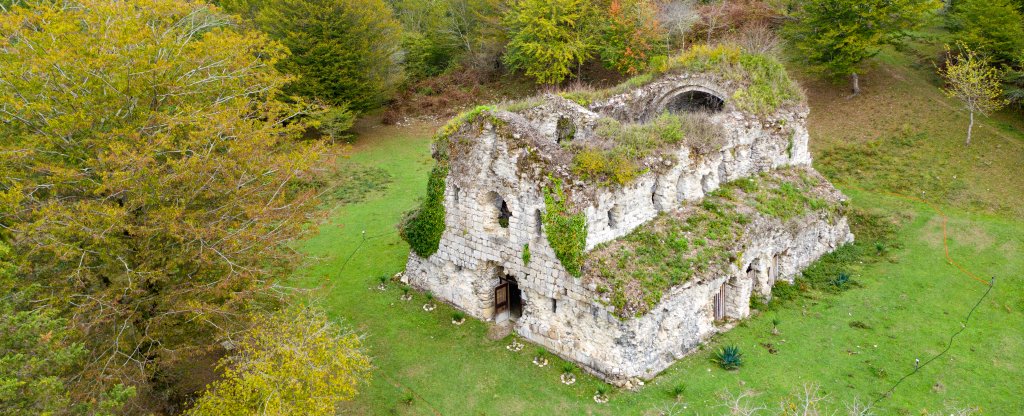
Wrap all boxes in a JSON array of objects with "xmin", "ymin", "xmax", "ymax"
[
  {"xmin": 452, "ymin": 311, "xmax": 465, "ymax": 321},
  {"xmin": 713, "ymin": 345, "xmax": 744, "ymax": 370},
  {"xmin": 399, "ymin": 165, "xmax": 448, "ymax": 257},
  {"xmin": 670, "ymin": 383, "xmax": 686, "ymax": 398},
  {"xmin": 562, "ymin": 363, "xmax": 576, "ymax": 374},
  {"xmin": 522, "ymin": 244, "xmax": 531, "ymax": 265},
  {"xmin": 315, "ymin": 104, "xmax": 356, "ymax": 141}
]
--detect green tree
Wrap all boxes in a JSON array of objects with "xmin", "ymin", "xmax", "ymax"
[
  {"xmin": 393, "ymin": 0, "xmax": 507, "ymax": 77},
  {"xmin": 784, "ymin": 0, "xmax": 941, "ymax": 95},
  {"xmin": 257, "ymin": 0, "xmax": 403, "ymax": 110},
  {"xmin": 0, "ymin": 0, "xmax": 325, "ymax": 407},
  {"xmin": 503, "ymin": 0, "xmax": 597, "ymax": 85},
  {"xmin": 948, "ymin": 0, "xmax": 1024, "ymax": 65},
  {"xmin": 186, "ymin": 307, "xmax": 372, "ymax": 416},
  {"xmin": 939, "ymin": 43, "xmax": 1009, "ymax": 145},
  {"xmin": 600, "ymin": 0, "xmax": 666, "ymax": 75}
]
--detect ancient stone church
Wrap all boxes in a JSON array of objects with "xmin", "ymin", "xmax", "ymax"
[{"xmin": 400, "ymin": 59, "xmax": 853, "ymax": 387}]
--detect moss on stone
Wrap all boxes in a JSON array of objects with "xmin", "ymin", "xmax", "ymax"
[
  {"xmin": 586, "ymin": 169, "xmax": 842, "ymax": 317},
  {"xmin": 570, "ymin": 112, "xmax": 723, "ymax": 187}
]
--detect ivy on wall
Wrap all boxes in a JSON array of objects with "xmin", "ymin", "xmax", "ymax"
[
  {"xmin": 399, "ymin": 164, "xmax": 449, "ymax": 257},
  {"xmin": 541, "ymin": 179, "xmax": 588, "ymax": 277}
]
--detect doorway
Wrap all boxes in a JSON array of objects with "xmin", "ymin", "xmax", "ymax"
[{"xmin": 495, "ymin": 275, "xmax": 523, "ymax": 321}]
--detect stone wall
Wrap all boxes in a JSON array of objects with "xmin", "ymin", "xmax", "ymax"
[{"xmin": 401, "ymin": 77, "xmax": 850, "ymax": 386}]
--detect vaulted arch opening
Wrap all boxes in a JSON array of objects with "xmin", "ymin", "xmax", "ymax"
[{"xmin": 665, "ymin": 90, "xmax": 724, "ymax": 114}]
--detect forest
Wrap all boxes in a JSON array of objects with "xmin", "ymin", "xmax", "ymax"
[{"xmin": 1, "ymin": 0, "xmax": 1022, "ymax": 414}]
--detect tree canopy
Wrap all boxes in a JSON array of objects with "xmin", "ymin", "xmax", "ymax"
[
  {"xmin": 784, "ymin": 0, "xmax": 941, "ymax": 93},
  {"xmin": 948, "ymin": 0, "xmax": 1024, "ymax": 65},
  {"xmin": 0, "ymin": 0, "xmax": 326, "ymax": 407},
  {"xmin": 600, "ymin": 0, "xmax": 666, "ymax": 75},
  {"xmin": 256, "ymin": 0, "xmax": 403, "ymax": 110},
  {"xmin": 186, "ymin": 307, "xmax": 371, "ymax": 416},
  {"xmin": 503, "ymin": 0, "xmax": 597, "ymax": 85}
]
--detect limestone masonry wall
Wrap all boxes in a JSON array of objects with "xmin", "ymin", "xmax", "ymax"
[{"xmin": 400, "ymin": 75, "xmax": 851, "ymax": 386}]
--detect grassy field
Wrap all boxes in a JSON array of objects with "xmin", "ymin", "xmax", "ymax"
[{"xmin": 292, "ymin": 45, "xmax": 1024, "ymax": 415}]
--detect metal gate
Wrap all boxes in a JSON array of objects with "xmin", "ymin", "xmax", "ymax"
[
  {"xmin": 495, "ymin": 282, "xmax": 509, "ymax": 315},
  {"xmin": 713, "ymin": 284, "xmax": 727, "ymax": 320}
]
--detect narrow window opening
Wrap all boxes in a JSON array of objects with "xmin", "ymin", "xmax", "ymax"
[
  {"xmin": 608, "ymin": 205, "xmax": 621, "ymax": 229},
  {"xmin": 713, "ymin": 284, "xmax": 727, "ymax": 321},
  {"xmin": 534, "ymin": 209, "xmax": 543, "ymax": 236},
  {"xmin": 498, "ymin": 200, "xmax": 512, "ymax": 228},
  {"xmin": 453, "ymin": 186, "xmax": 460, "ymax": 203},
  {"xmin": 556, "ymin": 117, "xmax": 576, "ymax": 144},
  {"xmin": 675, "ymin": 174, "xmax": 688, "ymax": 203},
  {"xmin": 701, "ymin": 173, "xmax": 714, "ymax": 193},
  {"xmin": 551, "ymin": 298, "xmax": 558, "ymax": 313}
]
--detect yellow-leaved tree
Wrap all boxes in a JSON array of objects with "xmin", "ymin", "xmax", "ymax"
[
  {"xmin": 939, "ymin": 42, "xmax": 1010, "ymax": 145},
  {"xmin": 0, "ymin": 0, "xmax": 335, "ymax": 410},
  {"xmin": 186, "ymin": 307, "xmax": 372, "ymax": 416}
]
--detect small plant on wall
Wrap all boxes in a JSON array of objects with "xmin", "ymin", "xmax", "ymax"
[
  {"xmin": 423, "ymin": 292, "xmax": 436, "ymax": 312},
  {"xmin": 713, "ymin": 345, "xmax": 743, "ymax": 370},
  {"xmin": 522, "ymin": 243, "xmax": 531, "ymax": 265}
]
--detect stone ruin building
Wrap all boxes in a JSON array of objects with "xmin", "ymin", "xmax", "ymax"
[{"xmin": 400, "ymin": 63, "xmax": 854, "ymax": 387}]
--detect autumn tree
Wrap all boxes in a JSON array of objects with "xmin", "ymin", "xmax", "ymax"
[
  {"xmin": 256, "ymin": 0, "xmax": 403, "ymax": 111},
  {"xmin": 939, "ymin": 43, "xmax": 1009, "ymax": 145},
  {"xmin": 503, "ymin": 0, "xmax": 597, "ymax": 85},
  {"xmin": 784, "ymin": 0, "xmax": 941, "ymax": 95},
  {"xmin": 0, "ymin": 0, "xmax": 326, "ymax": 408},
  {"xmin": 0, "ymin": 239, "xmax": 138, "ymax": 415},
  {"xmin": 600, "ymin": 0, "xmax": 666, "ymax": 75},
  {"xmin": 186, "ymin": 307, "xmax": 372, "ymax": 416}
]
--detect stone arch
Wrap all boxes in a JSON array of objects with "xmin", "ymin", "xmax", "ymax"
[{"xmin": 652, "ymin": 85, "xmax": 727, "ymax": 118}]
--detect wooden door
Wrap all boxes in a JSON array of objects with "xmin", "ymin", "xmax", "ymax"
[{"xmin": 495, "ymin": 282, "xmax": 509, "ymax": 314}]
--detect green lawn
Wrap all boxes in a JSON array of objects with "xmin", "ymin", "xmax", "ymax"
[{"xmin": 292, "ymin": 49, "xmax": 1024, "ymax": 414}]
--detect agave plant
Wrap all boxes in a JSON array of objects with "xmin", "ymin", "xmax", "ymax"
[
  {"xmin": 713, "ymin": 345, "xmax": 743, "ymax": 370},
  {"xmin": 561, "ymin": 363, "xmax": 576, "ymax": 374},
  {"xmin": 831, "ymin": 272, "xmax": 851, "ymax": 288}
]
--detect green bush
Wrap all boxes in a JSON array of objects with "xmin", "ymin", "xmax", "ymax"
[
  {"xmin": 522, "ymin": 244, "xmax": 531, "ymax": 265},
  {"xmin": 315, "ymin": 104, "xmax": 356, "ymax": 141},
  {"xmin": 399, "ymin": 164, "xmax": 448, "ymax": 257},
  {"xmin": 542, "ymin": 180, "xmax": 588, "ymax": 277},
  {"xmin": 713, "ymin": 345, "xmax": 743, "ymax": 370}
]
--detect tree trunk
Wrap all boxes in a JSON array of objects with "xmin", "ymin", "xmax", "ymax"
[
  {"xmin": 850, "ymin": 73, "xmax": 860, "ymax": 96},
  {"xmin": 966, "ymin": 110, "xmax": 974, "ymax": 145}
]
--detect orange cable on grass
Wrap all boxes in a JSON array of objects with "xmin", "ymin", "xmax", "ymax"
[{"xmin": 841, "ymin": 183, "xmax": 991, "ymax": 287}]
